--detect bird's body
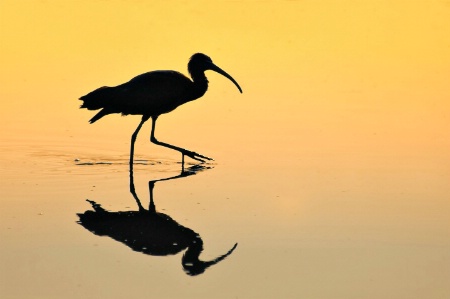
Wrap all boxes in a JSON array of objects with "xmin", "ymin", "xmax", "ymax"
[
  {"xmin": 80, "ymin": 70, "xmax": 208, "ymax": 123},
  {"xmin": 79, "ymin": 53, "xmax": 242, "ymax": 164}
]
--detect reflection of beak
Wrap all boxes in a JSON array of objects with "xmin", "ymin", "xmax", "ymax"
[
  {"xmin": 208, "ymin": 63, "xmax": 243, "ymax": 93},
  {"xmin": 182, "ymin": 243, "xmax": 238, "ymax": 276}
]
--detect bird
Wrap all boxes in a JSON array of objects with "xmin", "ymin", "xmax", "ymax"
[{"xmin": 79, "ymin": 53, "xmax": 242, "ymax": 167}]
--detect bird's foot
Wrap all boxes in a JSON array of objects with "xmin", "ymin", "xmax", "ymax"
[{"xmin": 182, "ymin": 150, "xmax": 213, "ymax": 163}]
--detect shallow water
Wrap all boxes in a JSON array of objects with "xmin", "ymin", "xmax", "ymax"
[
  {"xmin": 1, "ymin": 129, "xmax": 449, "ymax": 298},
  {"xmin": 1, "ymin": 1, "xmax": 450, "ymax": 298}
]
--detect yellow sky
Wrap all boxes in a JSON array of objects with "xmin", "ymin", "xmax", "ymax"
[{"xmin": 0, "ymin": 0, "xmax": 449, "ymax": 160}]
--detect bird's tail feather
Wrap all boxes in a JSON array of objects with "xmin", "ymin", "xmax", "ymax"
[
  {"xmin": 80, "ymin": 86, "xmax": 117, "ymax": 123},
  {"xmin": 88, "ymin": 109, "xmax": 110, "ymax": 123},
  {"xmin": 79, "ymin": 86, "xmax": 113, "ymax": 110}
]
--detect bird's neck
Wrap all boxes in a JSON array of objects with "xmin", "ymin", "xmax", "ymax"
[{"xmin": 190, "ymin": 71, "xmax": 208, "ymax": 99}]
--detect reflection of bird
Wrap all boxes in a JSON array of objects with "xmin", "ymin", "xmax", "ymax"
[
  {"xmin": 79, "ymin": 53, "xmax": 242, "ymax": 165},
  {"xmin": 77, "ymin": 164, "xmax": 238, "ymax": 276}
]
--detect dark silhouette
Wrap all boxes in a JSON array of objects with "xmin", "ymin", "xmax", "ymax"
[
  {"xmin": 77, "ymin": 164, "xmax": 238, "ymax": 275},
  {"xmin": 79, "ymin": 53, "xmax": 242, "ymax": 166}
]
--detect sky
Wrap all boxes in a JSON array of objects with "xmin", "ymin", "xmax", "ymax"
[{"xmin": 0, "ymin": 0, "xmax": 449, "ymax": 161}]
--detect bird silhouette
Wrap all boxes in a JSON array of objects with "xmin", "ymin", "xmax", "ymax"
[
  {"xmin": 77, "ymin": 164, "xmax": 238, "ymax": 275},
  {"xmin": 79, "ymin": 53, "xmax": 242, "ymax": 166}
]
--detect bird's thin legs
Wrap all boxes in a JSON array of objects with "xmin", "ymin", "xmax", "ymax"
[
  {"xmin": 129, "ymin": 115, "xmax": 149, "ymax": 209},
  {"xmin": 150, "ymin": 116, "xmax": 213, "ymax": 163},
  {"xmin": 130, "ymin": 115, "xmax": 150, "ymax": 170}
]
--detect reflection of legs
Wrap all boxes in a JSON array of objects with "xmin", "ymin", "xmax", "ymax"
[
  {"xmin": 148, "ymin": 181, "xmax": 156, "ymax": 213},
  {"xmin": 149, "ymin": 116, "xmax": 212, "ymax": 163},
  {"xmin": 129, "ymin": 167, "xmax": 145, "ymax": 212}
]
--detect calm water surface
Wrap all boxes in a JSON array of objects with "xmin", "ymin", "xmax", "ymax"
[{"xmin": 1, "ymin": 127, "xmax": 449, "ymax": 298}]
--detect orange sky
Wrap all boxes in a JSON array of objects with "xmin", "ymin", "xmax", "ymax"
[{"xmin": 0, "ymin": 0, "xmax": 449, "ymax": 162}]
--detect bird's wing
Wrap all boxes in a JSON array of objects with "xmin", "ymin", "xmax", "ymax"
[
  {"xmin": 114, "ymin": 71, "xmax": 193, "ymax": 114},
  {"xmin": 80, "ymin": 70, "xmax": 194, "ymax": 116}
]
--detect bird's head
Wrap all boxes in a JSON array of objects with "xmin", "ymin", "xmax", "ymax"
[{"xmin": 188, "ymin": 53, "xmax": 242, "ymax": 93}]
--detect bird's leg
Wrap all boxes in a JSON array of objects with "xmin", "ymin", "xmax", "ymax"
[
  {"xmin": 150, "ymin": 116, "xmax": 213, "ymax": 163},
  {"xmin": 129, "ymin": 116, "xmax": 149, "ymax": 209},
  {"xmin": 130, "ymin": 115, "xmax": 150, "ymax": 171}
]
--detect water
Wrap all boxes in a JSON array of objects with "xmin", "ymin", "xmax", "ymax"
[{"xmin": 1, "ymin": 127, "xmax": 449, "ymax": 298}]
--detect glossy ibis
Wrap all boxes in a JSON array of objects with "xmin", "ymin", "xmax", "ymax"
[{"xmin": 79, "ymin": 53, "xmax": 242, "ymax": 166}]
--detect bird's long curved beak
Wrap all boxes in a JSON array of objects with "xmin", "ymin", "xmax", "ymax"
[{"xmin": 209, "ymin": 63, "xmax": 243, "ymax": 93}]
